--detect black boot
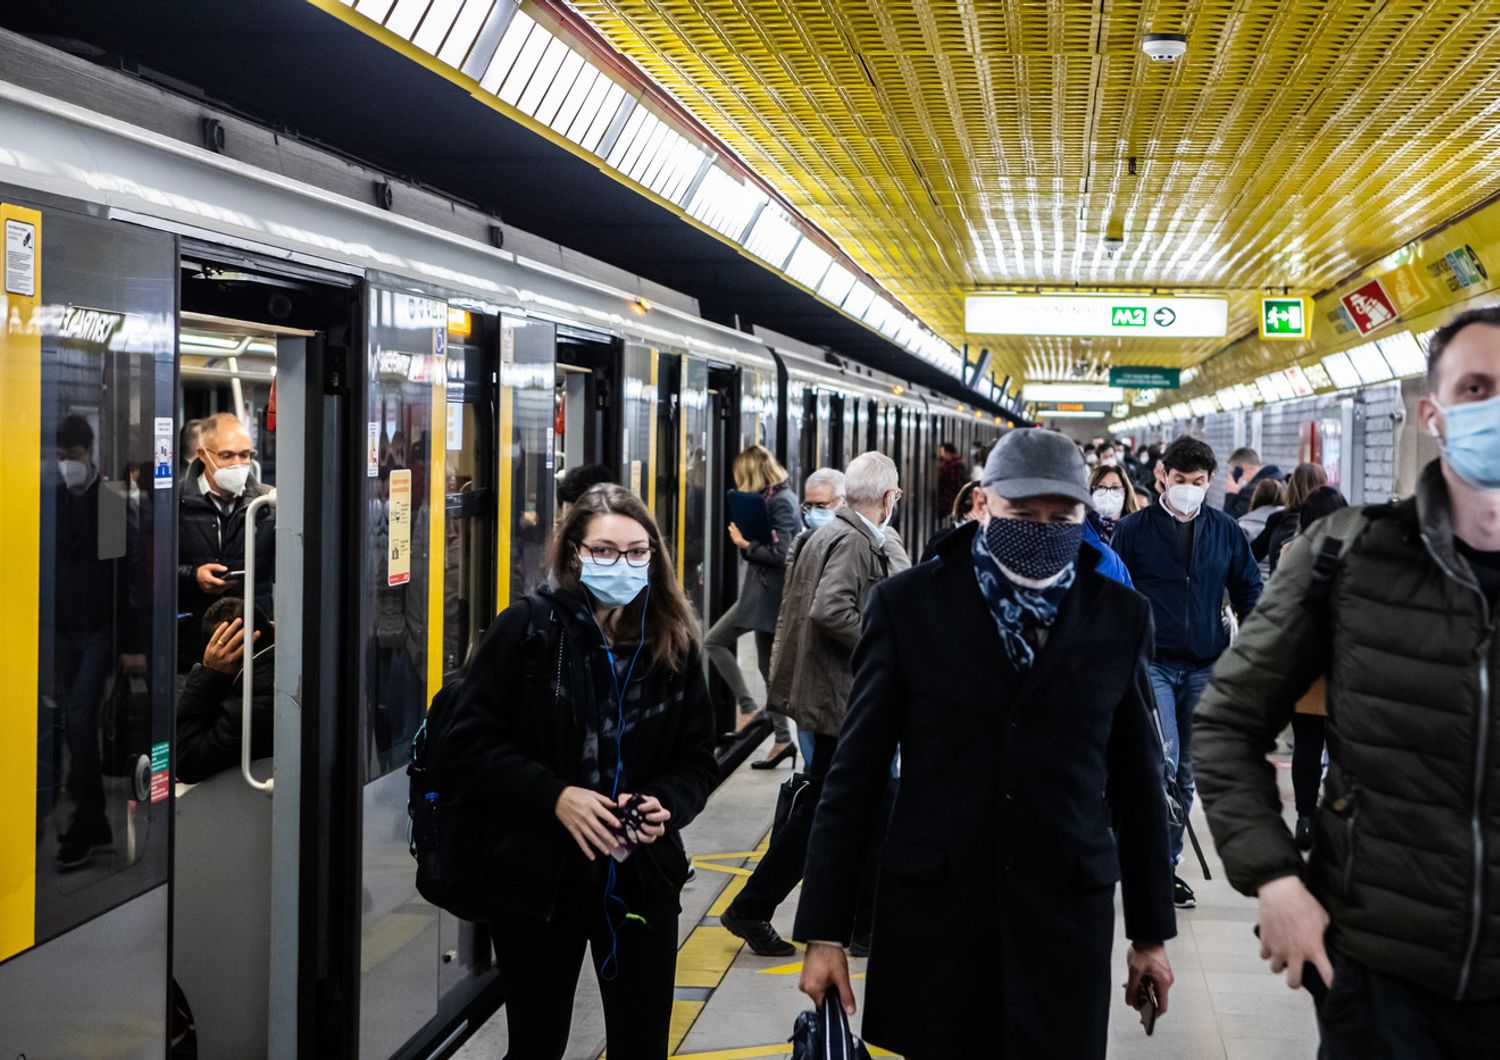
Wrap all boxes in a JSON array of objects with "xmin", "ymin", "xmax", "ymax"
[{"xmin": 1295, "ymin": 816, "xmax": 1314, "ymax": 851}]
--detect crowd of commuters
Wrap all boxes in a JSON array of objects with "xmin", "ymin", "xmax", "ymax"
[{"xmin": 418, "ymin": 304, "xmax": 1500, "ymax": 1060}]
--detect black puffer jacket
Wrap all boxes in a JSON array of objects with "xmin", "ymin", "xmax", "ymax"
[
  {"xmin": 1196, "ymin": 461, "xmax": 1500, "ymax": 1000},
  {"xmin": 445, "ymin": 587, "xmax": 718, "ymax": 920},
  {"xmin": 177, "ymin": 459, "xmax": 274, "ymax": 667}
]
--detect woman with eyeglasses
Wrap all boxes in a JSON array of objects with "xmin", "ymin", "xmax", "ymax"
[
  {"xmin": 707, "ymin": 443, "xmax": 804, "ymax": 766},
  {"xmin": 446, "ymin": 483, "xmax": 718, "ymax": 1058}
]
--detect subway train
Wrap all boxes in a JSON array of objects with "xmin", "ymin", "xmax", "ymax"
[{"xmin": 0, "ymin": 45, "xmax": 1004, "ymax": 1060}]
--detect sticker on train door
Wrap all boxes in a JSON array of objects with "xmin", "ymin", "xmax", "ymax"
[
  {"xmin": 154, "ymin": 416, "xmax": 174, "ymax": 489},
  {"xmin": 367, "ymin": 422, "xmax": 380, "ymax": 478},
  {"xmin": 4, "ymin": 216, "xmax": 35, "ymax": 296},
  {"xmin": 388, "ymin": 468, "xmax": 412, "ymax": 587}
]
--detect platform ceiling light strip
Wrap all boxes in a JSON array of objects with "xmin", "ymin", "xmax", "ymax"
[{"xmin": 332, "ymin": 0, "xmax": 973, "ymax": 383}]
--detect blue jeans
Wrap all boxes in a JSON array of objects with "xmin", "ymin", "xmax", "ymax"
[{"xmin": 1150, "ymin": 662, "xmax": 1213, "ymax": 865}]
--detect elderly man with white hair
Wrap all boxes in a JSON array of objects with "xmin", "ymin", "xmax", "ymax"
[{"xmin": 720, "ymin": 454, "xmax": 908, "ymax": 957}]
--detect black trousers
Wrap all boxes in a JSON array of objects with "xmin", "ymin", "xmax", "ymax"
[
  {"xmin": 1291, "ymin": 713, "xmax": 1327, "ymax": 818},
  {"xmin": 1319, "ymin": 952, "xmax": 1500, "ymax": 1059},
  {"xmin": 493, "ymin": 880, "xmax": 679, "ymax": 1060},
  {"xmin": 732, "ymin": 733, "xmax": 889, "ymax": 932}
]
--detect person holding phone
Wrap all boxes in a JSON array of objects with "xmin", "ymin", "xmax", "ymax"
[
  {"xmin": 796, "ymin": 430, "xmax": 1175, "ymax": 1059},
  {"xmin": 707, "ymin": 444, "xmax": 803, "ymax": 763},
  {"xmin": 178, "ymin": 412, "xmax": 274, "ymax": 672},
  {"xmin": 446, "ymin": 483, "xmax": 717, "ymax": 1058}
]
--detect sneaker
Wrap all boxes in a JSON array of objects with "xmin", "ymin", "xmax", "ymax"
[
  {"xmin": 849, "ymin": 932, "xmax": 872, "ymax": 959},
  {"xmin": 1173, "ymin": 875, "xmax": 1197, "ymax": 909},
  {"xmin": 720, "ymin": 908, "xmax": 796, "ymax": 957},
  {"xmin": 1295, "ymin": 816, "xmax": 1314, "ymax": 851}
]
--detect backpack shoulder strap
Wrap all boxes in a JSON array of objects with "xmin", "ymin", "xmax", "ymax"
[{"xmin": 1304, "ymin": 502, "xmax": 1396, "ymax": 607}]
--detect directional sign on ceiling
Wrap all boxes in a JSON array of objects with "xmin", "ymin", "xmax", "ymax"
[{"xmin": 966, "ymin": 294, "xmax": 1228, "ymax": 338}]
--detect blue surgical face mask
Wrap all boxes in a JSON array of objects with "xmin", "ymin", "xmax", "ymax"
[
  {"xmin": 1434, "ymin": 393, "xmax": 1500, "ymax": 490},
  {"xmin": 578, "ymin": 555, "xmax": 650, "ymax": 607},
  {"xmin": 805, "ymin": 506, "xmax": 837, "ymax": 530}
]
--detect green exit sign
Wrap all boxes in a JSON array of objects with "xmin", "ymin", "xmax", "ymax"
[
  {"xmin": 1109, "ymin": 366, "xmax": 1181, "ymax": 389},
  {"xmin": 1260, "ymin": 297, "xmax": 1309, "ymax": 340}
]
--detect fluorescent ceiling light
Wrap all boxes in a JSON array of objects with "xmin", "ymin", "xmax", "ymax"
[
  {"xmin": 480, "ymin": 11, "xmax": 536, "ymax": 94},
  {"xmin": 1215, "ymin": 388, "xmax": 1241, "ymax": 410},
  {"xmin": 533, "ymin": 48, "xmax": 587, "ymax": 128},
  {"xmin": 497, "ymin": 24, "xmax": 551, "ymax": 106},
  {"xmin": 1282, "ymin": 365, "xmax": 1314, "ymax": 397},
  {"xmin": 438, "ymin": 0, "xmax": 495, "ymax": 67},
  {"xmin": 965, "ymin": 293, "xmax": 1229, "ymax": 338},
  {"xmin": 842, "ymin": 281, "xmax": 875, "ymax": 318},
  {"xmin": 1377, "ymin": 332, "xmax": 1428, "ymax": 377},
  {"xmin": 1190, "ymin": 397, "xmax": 1217, "ymax": 416},
  {"xmin": 1255, "ymin": 376, "xmax": 1281, "ymax": 403},
  {"xmin": 1037, "ymin": 409, "xmax": 1107, "ymax": 419},
  {"xmin": 577, "ymin": 82, "xmax": 626, "ymax": 153},
  {"xmin": 412, "ymin": 0, "xmax": 466, "ymax": 55},
  {"xmin": 818, "ymin": 263, "xmax": 856, "ymax": 306},
  {"xmin": 1269, "ymin": 372, "xmax": 1297, "ymax": 401},
  {"xmin": 1348, "ymin": 342, "xmax": 1394, "ymax": 384},
  {"xmin": 786, "ymin": 239, "xmax": 833, "ymax": 289},
  {"xmin": 1169, "ymin": 403, "xmax": 1192, "ymax": 420},
  {"xmin": 1022, "ymin": 383, "xmax": 1125, "ymax": 403},
  {"xmin": 743, "ymin": 209, "xmax": 800, "ymax": 269},
  {"xmin": 1303, "ymin": 362, "xmax": 1334, "ymax": 391}
]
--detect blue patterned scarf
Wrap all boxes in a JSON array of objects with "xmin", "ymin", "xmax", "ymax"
[{"xmin": 971, "ymin": 524, "xmax": 1075, "ymax": 672}]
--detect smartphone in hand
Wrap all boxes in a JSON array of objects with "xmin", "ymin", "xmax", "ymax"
[{"xmin": 1138, "ymin": 976, "xmax": 1159, "ymax": 1036}]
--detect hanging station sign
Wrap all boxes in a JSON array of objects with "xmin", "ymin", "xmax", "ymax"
[
  {"xmin": 965, "ymin": 294, "xmax": 1228, "ymax": 338},
  {"xmin": 1108, "ymin": 366, "xmax": 1181, "ymax": 389},
  {"xmin": 1259, "ymin": 297, "xmax": 1309, "ymax": 340}
]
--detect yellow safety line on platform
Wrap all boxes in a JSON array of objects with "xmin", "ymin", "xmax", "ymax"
[
  {"xmin": 0, "ymin": 202, "xmax": 40, "ymax": 963},
  {"xmin": 670, "ymin": 1047, "xmax": 897, "ymax": 1060},
  {"xmin": 689, "ymin": 862, "xmax": 753, "ymax": 878}
]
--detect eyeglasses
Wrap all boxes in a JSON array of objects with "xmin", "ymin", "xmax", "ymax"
[
  {"xmin": 211, "ymin": 449, "xmax": 257, "ymax": 464},
  {"xmin": 579, "ymin": 543, "xmax": 655, "ymax": 568},
  {"xmin": 801, "ymin": 500, "xmax": 840, "ymax": 512}
]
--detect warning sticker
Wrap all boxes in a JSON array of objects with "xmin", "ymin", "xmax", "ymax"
[
  {"xmin": 154, "ymin": 417, "xmax": 174, "ymax": 490},
  {"xmin": 388, "ymin": 468, "xmax": 412, "ymax": 587},
  {"xmin": 150, "ymin": 741, "xmax": 170, "ymax": 802},
  {"xmin": 1340, "ymin": 278, "xmax": 1398, "ymax": 335},
  {"xmin": 368, "ymin": 422, "xmax": 380, "ymax": 478},
  {"xmin": 5, "ymin": 217, "xmax": 36, "ymax": 297}
]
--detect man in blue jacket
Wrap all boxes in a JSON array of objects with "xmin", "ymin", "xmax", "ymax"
[{"xmin": 1111, "ymin": 435, "xmax": 1262, "ymax": 909}]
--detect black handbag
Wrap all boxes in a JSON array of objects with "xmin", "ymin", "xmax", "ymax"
[{"xmin": 790, "ymin": 991, "xmax": 872, "ymax": 1060}]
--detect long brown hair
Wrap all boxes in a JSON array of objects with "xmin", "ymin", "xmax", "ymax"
[
  {"xmin": 548, "ymin": 483, "xmax": 700, "ymax": 670},
  {"xmin": 1285, "ymin": 463, "xmax": 1328, "ymax": 510},
  {"xmin": 1088, "ymin": 464, "xmax": 1141, "ymax": 515}
]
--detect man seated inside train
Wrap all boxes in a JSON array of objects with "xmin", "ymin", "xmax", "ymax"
[{"xmin": 175, "ymin": 597, "xmax": 274, "ymax": 785}]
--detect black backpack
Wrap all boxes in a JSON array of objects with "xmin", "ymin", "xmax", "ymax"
[{"xmin": 407, "ymin": 598, "xmax": 553, "ymax": 921}]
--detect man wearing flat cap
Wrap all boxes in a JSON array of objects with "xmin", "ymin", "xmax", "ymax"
[{"xmin": 795, "ymin": 428, "xmax": 1177, "ymax": 1059}]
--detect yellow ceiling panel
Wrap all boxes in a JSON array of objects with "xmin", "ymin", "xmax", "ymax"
[{"xmin": 564, "ymin": 0, "xmax": 1500, "ymax": 382}]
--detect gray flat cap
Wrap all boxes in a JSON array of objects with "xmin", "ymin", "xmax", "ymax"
[{"xmin": 981, "ymin": 429, "xmax": 1092, "ymax": 506}]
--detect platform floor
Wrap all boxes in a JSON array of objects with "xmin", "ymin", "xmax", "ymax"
[{"xmin": 457, "ymin": 652, "xmax": 1320, "ymax": 1060}]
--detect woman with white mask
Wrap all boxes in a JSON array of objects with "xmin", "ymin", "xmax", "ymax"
[{"xmin": 1086, "ymin": 464, "xmax": 1140, "ymax": 546}]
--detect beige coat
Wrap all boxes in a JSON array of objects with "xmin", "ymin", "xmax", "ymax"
[{"xmin": 765, "ymin": 508, "xmax": 910, "ymax": 736}]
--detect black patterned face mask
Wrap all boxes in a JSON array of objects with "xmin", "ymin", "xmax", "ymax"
[{"xmin": 982, "ymin": 516, "xmax": 1083, "ymax": 582}]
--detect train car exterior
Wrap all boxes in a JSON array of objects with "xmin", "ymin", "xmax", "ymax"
[{"xmin": 0, "ymin": 33, "xmax": 1003, "ymax": 1059}]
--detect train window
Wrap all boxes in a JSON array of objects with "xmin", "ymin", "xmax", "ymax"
[
  {"xmin": 501, "ymin": 317, "xmax": 557, "ymax": 606},
  {"xmin": 362, "ymin": 287, "xmax": 445, "ymax": 779},
  {"xmin": 442, "ymin": 317, "xmax": 496, "ymax": 675},
  {"xmin": 27, "ymin": 206, "xmax": 176, "ymax": 946}
]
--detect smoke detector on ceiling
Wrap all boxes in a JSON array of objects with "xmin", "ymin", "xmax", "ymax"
[
  {"xmin": 1142, "ymin": 33, "xmax": 1188, "ymax": 63},
  {"xmin": 1102, "ymin": 235, "xmax": 1125, "ymax": 253}
]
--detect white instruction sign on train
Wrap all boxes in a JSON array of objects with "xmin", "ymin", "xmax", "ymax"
[
  {"xmin": 153, "ymin": 417, "xmax": 174, "ymax": 489},
  {"xmin": 5, "ymin": 217, "xmax": 36, "ymax": 296},
  {"xmin": 387, "ymin": 468, "xmax": 412, "ymax": 587},
  {"xmin": 367, "ymin": 422, "xmax": 380, "ymax": 478}
]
